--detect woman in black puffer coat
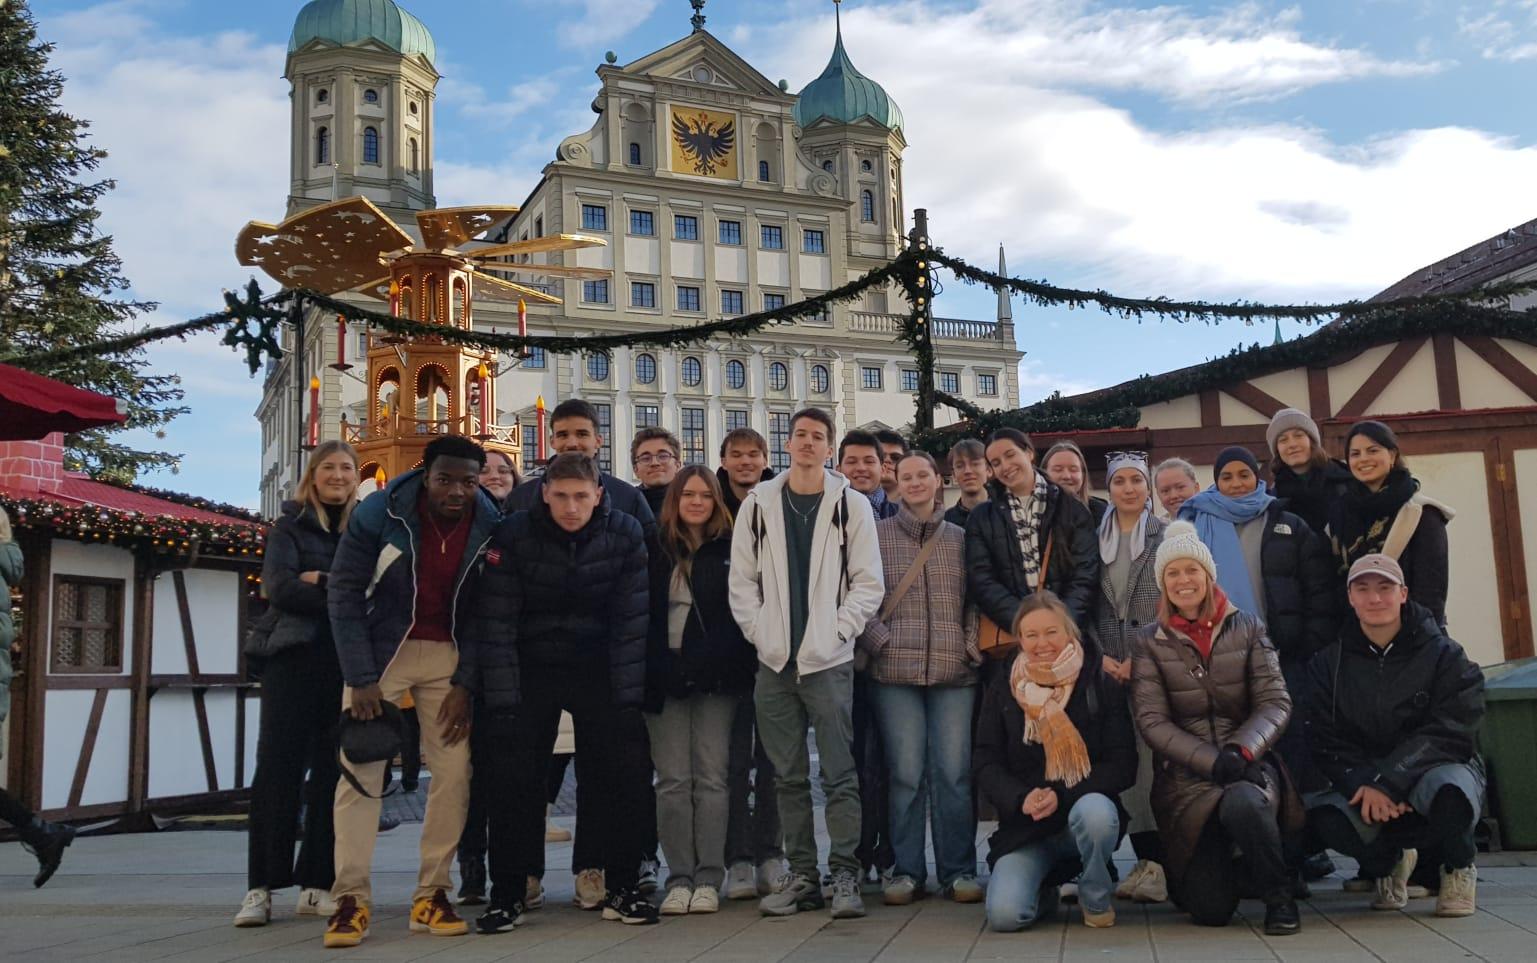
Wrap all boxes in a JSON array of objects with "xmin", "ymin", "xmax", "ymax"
[
  {"xmin": 642, "ymin": 467, "xmax": 757, "ymax": 912},
  {"xmin": 239, "ymin": 440, "xmax": 359, "ymax": 927}
]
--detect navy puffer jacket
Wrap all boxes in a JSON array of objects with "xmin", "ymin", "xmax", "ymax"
[{"xmin": 473, "ymin": 493, "xmax": 649, "ymax": 711}]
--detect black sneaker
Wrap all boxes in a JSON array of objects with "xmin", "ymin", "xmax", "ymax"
[
  {"xmin": 476, "ymin": 901, "xmax": 525, "ymax": 934},
  {"xmin": 1264, "ymin": 896, "xmax": 1301, "ymax": 936},
  {"xmin": 601, "ymin": 887, "xmax": 659, "ymax": 925},
  {"xmin": 458, "ymin": 858, "xmax": 487, "ymax": 906}
]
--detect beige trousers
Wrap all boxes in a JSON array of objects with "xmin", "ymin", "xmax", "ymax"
[{"xmin": 331, "ymin": 639, "xmax": 470, "ymax": 903}]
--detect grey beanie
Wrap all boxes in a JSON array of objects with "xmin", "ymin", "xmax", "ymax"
[{"xmin": 1266, "ymin": 407, "xmax": 1321, "ymax": 458}]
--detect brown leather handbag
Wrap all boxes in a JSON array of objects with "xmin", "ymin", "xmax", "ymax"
[{"xmin": 978, "ymin": 531, "xmax": 1053, "ymax": 659}]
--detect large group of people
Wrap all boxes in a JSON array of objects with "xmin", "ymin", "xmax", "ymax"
[{"xmin": 211, "ymin": 398, "xmax": 1487, "ymax": 947}]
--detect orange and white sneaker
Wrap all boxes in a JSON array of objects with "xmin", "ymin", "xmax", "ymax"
[
  {"xmin": 322, "ymin": 895, "xmax": 369, "ymax": 948},
  {"xmin": 410, "ymin": 888, "xmax": 469, "ymax": 936}
]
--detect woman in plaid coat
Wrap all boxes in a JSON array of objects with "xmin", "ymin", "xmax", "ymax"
[{"xmin": 858, "ymin": 452, "xmax": 981, "ymax": 906}]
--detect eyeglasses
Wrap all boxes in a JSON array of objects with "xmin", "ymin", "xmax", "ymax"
[{"xmin": 635, "ymin": 452, "xmax": 677, "ymax": 466}]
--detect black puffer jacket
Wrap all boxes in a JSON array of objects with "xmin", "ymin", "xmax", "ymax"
[
  {"xmin": 1306, "ymin": 601, "xmax": 1485, "ymax": 802},
  {"xmin": 973, "ymin": 658, "xmax": 1137, "ymax": 867},
  {"xmin": 1256, "ymin": 502, "xmax": 1337, "ymax": 665},
  {"xmin": 644, "ymin": 537, "xmax": 756, "ymax": 712},
  {"xmin": 965, "ymin": 477, "xmax": 1100, "ymax": 628},
  {"xmin": 262, "ymin": 500, "xmax": 346, "ymax": 654},
  {"xmin": 471, "ymin": 494, "xmax": 649, "ymax": 711},
  {"xmin": 1272, "ymin": 460, "xmax": 1352, "ymax": 537}
]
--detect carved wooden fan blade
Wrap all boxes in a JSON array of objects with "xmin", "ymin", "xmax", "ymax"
[
  {"xmin": 472, "ymin": 271, "xmax": 564, "ymax": 305},
  {"xmin": 416, "ymin": 206, "xmax": 521, "ymax": 250},
  {"xmin": 475, "ymin": 261, "xmax": 611, "ymax": 279},
  {"xmin": 465, "ymin": 233, "xmax": 607, "ymax": 260},
  {"xmin": 234, "ymin": 197, "xmax": 414, "ymax": 295}
]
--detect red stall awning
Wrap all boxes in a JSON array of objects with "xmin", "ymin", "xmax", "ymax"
[{"xmin": 0, "ymin": 361, "xmax": 127, "ymax": 440}]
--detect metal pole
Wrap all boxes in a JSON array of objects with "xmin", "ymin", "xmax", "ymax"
[
  {"xmin": 910, "ymin": 209, "xmax": 935, "ymax": 434},
  {"xmin": 291, "ymin": 300, "xmax": 306, "ymax": 490}
]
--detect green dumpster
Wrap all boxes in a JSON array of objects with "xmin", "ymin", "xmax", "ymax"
[{"xmin": 1479, "ymin": 657, "xmax": 1537, "ymax": 850}]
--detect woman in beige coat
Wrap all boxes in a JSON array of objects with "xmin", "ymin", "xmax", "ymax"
[{"xmin": 1131, "ymin": 521, "xmax": 1298, "ymax": 935}]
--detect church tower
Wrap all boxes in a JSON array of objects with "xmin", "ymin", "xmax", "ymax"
[
  {"xmin": 793, "ymin": 5, "xmax": 907, "ymax": 268},
  {"xmin": 284, "ymin": 0, "xmax": 438, "ymax": 220}
]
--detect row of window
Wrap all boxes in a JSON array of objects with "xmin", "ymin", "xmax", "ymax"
[
  {"xmin": 627, "ymin": 141, "xmax": 779, "ymax": 185},
  {"xmin": 316, "ymin": 87, "xmax": 416, "ymax": 112},
  {"xmin": 858, "ymin": 367, "xmax": 998, "ymax": 396},
  {"xmin": 587, "ymin": 354, "xmax": 824, "ymax": 394},
  {"xmin": 315, "ymin": 127, "xmax": 419, "ymax": 173},
  {"xmin": 581, "ymin": 205, "xmax": 825, "ymax": 253},
  {"xmin": 582, "ymin": 280, "xmax": 802, "ymax": 317},
  {"xmin": 521, "ymin": 406, "xmax": 811, "ymax": 474}
]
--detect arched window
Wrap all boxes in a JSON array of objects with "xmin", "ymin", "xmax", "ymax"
[
  {"xmin": 822, "ymin": 160, "xmax": 834, "ymax": 172},
  {"xmin": 861, "ymin": 190, "xmax": 875, "ymax": 222},
  {"xmin": 425, "ymin": 275, "xmax": 439, "ymax": 322},
  {"xmin": 451, "ymin": 278, "xmax": 466, "ymax": 325},
  {"xmin": 587, "ymin": 353, "xmax": 610, "ymax": 382},
  {"xmin": 726, "ymin": 359, "xmax": 746, "ymax": 390},
  {"xmin": 628, "ymin": 142, "xmax": 642, "ymax": 166},
  {"xmin": 316, "ymin": 127, "xmax": 329, "ymax": 165},
  {"xmin": 681, "ymin": 356, "xmax": 702, "ymax": 387},
  {"xmin": 397, "ymin": 284, "xmax": 412, "ymax": 320},
  {"xmin": 316, "ymin": 88, "xmax": 329, "ymax": 105},
  {"xmin": 860, "ymin": 159, "xmax": 872, "ymax": 173},
  {"xmin": 409, "ymin": 100, "xmax": 419, "ymax": 115},
  {"xmin": 635, "ymin": 353, "xmax": 657, "ymax": 384},
  {"xmin": 409, "ymin": 138, "xmax": 419, "ymax": 174},
  {"xmin": 758, "ymin": 160, "xmax": 770, "ymax": 182},
  {"xmin": 769, "ymin": 362, "xmax": 788, "ymax": 391},
  {"xmin": 810, "ymin": 364, "xmax": 829, "ymax": 394},
  {"xmin": 363, "ymin": 88, "xmax": 379, "ymax": 105},
  {"xmin": 363, "ymin": 127, "xmax": 380, "ymax": 165}
]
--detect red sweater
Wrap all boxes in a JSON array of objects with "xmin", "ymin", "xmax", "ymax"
[{"xmin": 412, "ymin": 495, "xmax": 471, "ymax": 643}]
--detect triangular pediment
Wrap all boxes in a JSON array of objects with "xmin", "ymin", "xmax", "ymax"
[{"xmin": 620, "ymin": 30, "xmax": 788, "ymax": 99}]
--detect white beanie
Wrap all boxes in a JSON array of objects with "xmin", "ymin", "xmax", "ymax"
[
  {"xmin": 1154, "ymin": 520, "xmax": 1216, "ymax": 584},
  {"xmin": 1265, "ymin": 407, "xmax": 1321, "ymax": 459}
]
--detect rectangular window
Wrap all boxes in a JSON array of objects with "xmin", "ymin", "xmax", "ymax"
[
  {"xmin": 629, "ymin": 210, "xmax": 654, "ymax": 236},
  {"xmin": 768, "ymin": 412, "xmax": 791, "ymax": 472},
  {"xmin": 900, "ymin": 368, "xmax": 919, "ymax": 392},
  {"xmin": 721, "ymin": 290, "xmax": 744, "ymax": 315},
  {"xmin": 581, "ymin": 204, "xmax": 607, "ymax": 231},
  {"xmin": 760, "ymin": 225, "xmax": 784, "ymax": 250},
  {"xmin": 725, "ymin": 409, "xmax": 749, "ymax": 432},
  {"xmin": 534, "ymin": 215, "xmax": 544, "ymax": 237},
  {"xmin": 681, "ymin": 407, "xmax": 706, "ymax": 465},
  {"xmin": 595, "ymin": 403, "xmax": 612, "ymax": 473},
  {"xmin": 978, "ymin": 373, "xmax": 998, "ymax": 396},
  {"xmin": 51, "ymin": 576, "xmax": 124, "ymax": 672},
  {"xmin": 940, "ymin": 371, "xmax": 960, "ymax": 394},
  {"xmin": 522, "ymin": 424, "xmax": 540, "ymax": 460},
  {"xmin": 763, "ymin": 293, "xmax": 785, "ymax": 311},
  {"xmin": 718, "ymin": 219, "xmax": 742, "ymax": 245},
  {"xmin": 630, "ymin": 281, "xmax": 656, "ymax": 308},
  {"xmin": 677, "ymin": 285, "xmax": 701, "ymax": 312},
  {"xmin": 582, "ymin": 279, "xmax": 609, "ymax": 304},
  {"xmin": 524, "ymin": 346, "xmax": 546, "ymax": 369},
  {"xmin": 861, "ymin": 366, "xmax": 884, "ymax": 390},
  {"xmin": 803, "ymin": 229, "xmax": 826, "ymax": 254},
  {"xmin": 674, "ymin": 214, "xmax": 699, "ymax": 240},
  {"xmin": 635, "ymin": 404, "xmax": 660, "ymax": 428}
]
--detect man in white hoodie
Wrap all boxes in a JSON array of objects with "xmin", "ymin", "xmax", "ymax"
[{"xmin": 729, "ymin": 407, "xmax": 884, "ymax": 919}]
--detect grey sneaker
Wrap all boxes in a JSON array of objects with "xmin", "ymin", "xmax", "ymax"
[
  {"xmin": 1372, "ymin": 848, "xmax": 1417, "ymax": 911},
  {"xmin": 725, "ymin": 861, "xmax": 757, "ymax": 900},
  {"xmin": 829, "ymin": 869, "xmax": 867, "ymax": 919},
  {"xmin": 883, "ymin": 873, "xmax": 919, "ymax": 906},
  {"xmin": 759, "ymin": 872, "xmax": 825, "ymax": 917},
  {"xmin": 1435, "ymin": 865, "xmax": 1476, "ymax": 918}
]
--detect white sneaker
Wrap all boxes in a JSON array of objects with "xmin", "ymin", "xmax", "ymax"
[
  {"xmin": 1115, "ymin": 861, "xmax": 1148, "ymax": 900},
  {"xmin": 690, "ymin": 885, "xmax": 720, "ymax": 913},
  {"xmin": 574, "ymin": 868, "xmax": 606, "ymax": 910},
  {"xmin": 1372, "ymin": 848, "xmax": 1417, "ymax": 910},
  {"xmin": 1436, "ymin": 865, "xmax": 1477, "ymax": 918},
  {"xmin": 1132, "ymin": 861, "xmax": 1168, "ymax": 903},
  {"xmin": 296, "ymin": 887, "xmax": 335, "ymax": 916},
  {"xmin": 725, "ymin": 861, "xmax": 757, "ymax": 900},
  {"xmin": 660, "ymin": 885, "xmax": 692, "ymax": 916},
  {"xmin": 234, "ymin": 888, "xmax": 271, "ymax": 927}
]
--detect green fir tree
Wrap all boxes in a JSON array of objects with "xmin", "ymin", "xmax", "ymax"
[{"xmin": 0, "ymin": 0, "xmax": 185, "ymax": 483}]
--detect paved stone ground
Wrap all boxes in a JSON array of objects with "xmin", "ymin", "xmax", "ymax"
[{"xmin": 5, "ymin": 815, "xmax": 1537, "ymax": 962}]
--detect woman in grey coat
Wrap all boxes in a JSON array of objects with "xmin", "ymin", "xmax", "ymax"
[{"xmin": 1090, "ymin": 452, "xmax": 1167, "ymax": 903}]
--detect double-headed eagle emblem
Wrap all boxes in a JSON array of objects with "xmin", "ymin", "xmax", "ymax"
[{"xmin": 671, "ymin": 111, "xmax": 736, "ymax": 176}]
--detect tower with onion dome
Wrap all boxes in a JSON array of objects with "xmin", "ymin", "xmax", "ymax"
[{"xmin": 284, "ymin": 0, "xmax": 438, "ymax": 219}]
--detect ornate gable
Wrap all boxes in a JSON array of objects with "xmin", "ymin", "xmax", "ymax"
[{"xmin": 617, "ymin": 30, "xmax": 788, "ymax": 101}]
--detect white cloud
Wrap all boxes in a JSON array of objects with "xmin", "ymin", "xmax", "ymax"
[
  {"xmin": 1460, "ymin": 0, "xmax": 1537, "ymax": 61},
  {"xmin": 554, "ymin": 0, "xmax": 661, "ymax": 51}
]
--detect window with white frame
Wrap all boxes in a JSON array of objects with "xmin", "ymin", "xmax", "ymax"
[
  {"xmin": 725, "ymin": 359, "xmax": 746, "ymax": 389},
  {"xmin": 677, "ymin": 285, "xmax": 701, "ymax": 312},
  {"xmin": 631, "ymin": 281, "xmax": 656, "ymax": 308},
  {"xmin": 861, "ymin": 365, "xmax": 884, "ymax": 390},
  {"xmin": 681, "ymin": 407, "xmax": 706, "ymax": 465},
  {"xmin": 978, "ymin": 372, "xmax": 998, "ymax": 396},
  {"xmin": 940, "ymin": 371, "xmax": 960, "ymax": 394},
  {"xmin": 769, "ymin": 361, "xmax": 789, "ymax": 391},
  {"xmin": 768, "ymin": 412, "xmax": 791, "ymax": 471}
]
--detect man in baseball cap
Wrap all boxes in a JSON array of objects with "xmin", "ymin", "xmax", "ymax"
[{"xmin": 1303, "ymin": 553, "xmax": 1486, "ymax": 918}]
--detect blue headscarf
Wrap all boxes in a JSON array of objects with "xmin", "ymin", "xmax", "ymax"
[{"xmin": 1177, "ymin": 482, "xmax": 1275, "ymax": 616}]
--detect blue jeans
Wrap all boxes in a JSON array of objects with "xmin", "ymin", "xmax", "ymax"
[
  {"xmin": 869, "ymin": 682, "xmax": 978, "ymax": 887},
  {"xmin": 985, "ymin": 793, "xmax": 1119, "ymax": 932}
]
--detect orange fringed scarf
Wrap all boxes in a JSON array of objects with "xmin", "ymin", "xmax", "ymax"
[{"xmin": 1010, "ymin": 641, "xmax": 1092, "ymax": 788}]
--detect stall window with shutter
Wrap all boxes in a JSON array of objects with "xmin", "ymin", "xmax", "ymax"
[{"xmin": 52, "ymin": 576, "xmax": 124, "ymax": 673}]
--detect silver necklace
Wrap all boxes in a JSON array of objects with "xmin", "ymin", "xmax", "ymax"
[{"xmin": 785, "ymin": 490, "xmax": 824, "ymax": 525}]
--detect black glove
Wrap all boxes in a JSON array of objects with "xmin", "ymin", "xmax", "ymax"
[
  {"xmin": 1242, "ymin": 760, "xmax": 1269, "ymax": 787},
  {"xmin": 1211, "ymin": 747, "xmax": 1246, "ymax": 785}
]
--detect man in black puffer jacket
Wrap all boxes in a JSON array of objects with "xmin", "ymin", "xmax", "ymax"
[
  {"xmin": 1305, "ymin": 555, "xmax": 1485, "ymax": 918},
  {"xmin": 469, "ymin": 453, "xmax": 657, "ymax": 931}
]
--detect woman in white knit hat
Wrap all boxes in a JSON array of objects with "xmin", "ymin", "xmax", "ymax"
[
  {"xmin": 1265, "ymin": 408, "xmax": 1351, "ymax": 537},
  {"xmin": 1130, "ymin": 521, "xmax": 1300, "ymax": 935}
]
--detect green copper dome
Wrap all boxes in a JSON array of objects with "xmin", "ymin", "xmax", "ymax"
[
  {"xmin": 793, "ymin": 25, "xmax": 902, "ymax": 133},
  {"xmin": 289, "ymin": 0, "xmax": 436, "ymax": 65}
]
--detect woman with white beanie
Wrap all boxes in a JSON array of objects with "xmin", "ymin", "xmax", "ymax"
[
  {"xmin": 1265, "ymin": 408, "xmax": 1351, "ymax": 536},
  {"xmin": 1130, "ymin": 521, "xmax": 1300, "ymax": 935}
]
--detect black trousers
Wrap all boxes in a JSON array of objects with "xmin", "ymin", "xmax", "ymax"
[
  {"xmin": 459, "ymin": 739, "xmax": 581, "ymax": 873},
  {"xmin": 725, "ymin": 692, "xmax": 783, "ymax": 865},
  {"xmin": 484, "ymin": 664, "xmax": 652, "ymax": 906},
  {"xmin": 1311, "ymin": 785, "xmax": 1477, "ymax": 877},
  {"xmin": 246, "ymin": 642, "xmax": 343, "ymax": 891},
  {"xmin": 852, "ymin": 671, "xmax": 894, "ymax": 873},
  {"xmin": 1178, "ymin": 783, "xmax": 1290, "ymax": 926}
]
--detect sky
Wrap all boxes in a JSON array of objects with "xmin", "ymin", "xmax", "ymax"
[{"xmin": 27, "ymin": 0, "xmax": 1537, "ymax": 507}]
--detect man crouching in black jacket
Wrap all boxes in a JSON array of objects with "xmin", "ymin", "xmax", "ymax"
[
  {"xmin": 468, "ymin": 453, "xmax": 658, "ymax": 932},
  {"xmin": 1304, "ymin": 554, "xmax": 1485, "ymax": 919}
]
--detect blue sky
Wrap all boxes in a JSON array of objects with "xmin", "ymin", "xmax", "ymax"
[{"xmin": 29, "ymin": 0, "xmax": 1537, "ymax": 507}]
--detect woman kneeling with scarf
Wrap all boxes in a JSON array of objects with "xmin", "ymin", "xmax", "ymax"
[{"xmin": 972, "ymin": 591, "xmax": 1137, "ymax": 932}]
